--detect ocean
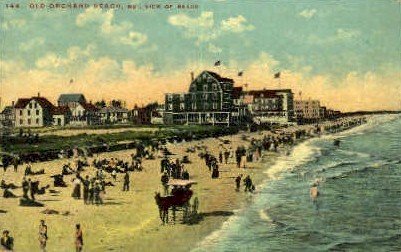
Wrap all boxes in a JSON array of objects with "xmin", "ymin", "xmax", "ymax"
[{"xmin": 195, "ymin": 115, "xmax": 401, "ymax": 252}]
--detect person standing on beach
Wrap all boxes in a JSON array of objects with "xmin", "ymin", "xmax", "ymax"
[
  {"xmin": 75, "ymin": 224, "xmax": 83, "ymax": 252},
  {"xmin": 38, "ymin": 220, "xmax": 48, "ymax": 251},
  {"xmin": 82, "ymin": 176, "xmax": 90, "ymax": 204},
  {"xmin": 1, "ymin": 230, "xmax": 14, "ymax": 251},
  {"xmin": 219, "ymin": 151, "xmax": 223, "ymax": 164},
  {"xmin": 123, "ymin": 172, "xmax": 130, "ymax": 191},
  {"xmin": 12, "ymin": 156, "xmax": 19, "ymax": 173},
  {"xmin": 29, "ymin": 178, "xmax": 35, "ymax": 201},
  {"xmin": 244, "ymin": 175, "xmax": 253, "ymax": 192},
  {"xmin": 235, "ymin": 175, "xmax": 242, "ymax": 192},
  {"xmin": 224, "ymin": 150, "xmax": 230, "ymax": 164},
  {"xmin": 235, "ymin": 147, "xmax": 241, "ymax": 168},
  {"xmin": 22, "ymin": 177, "xmax": 29, "ymax": 199}
]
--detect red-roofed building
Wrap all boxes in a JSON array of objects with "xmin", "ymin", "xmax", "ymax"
[{"xmin": 14, "ymin": 94, "xmax": 55, "ymax": 127}]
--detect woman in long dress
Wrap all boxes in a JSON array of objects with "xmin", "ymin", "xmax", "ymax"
[{"xmin": 75, "ymin": 224, "xmax": 83, "ymax": 252}]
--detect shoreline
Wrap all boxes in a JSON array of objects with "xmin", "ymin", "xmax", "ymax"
[{"xmin": 0, "ymin": 117, "xmax": 367, "ymax": 251}]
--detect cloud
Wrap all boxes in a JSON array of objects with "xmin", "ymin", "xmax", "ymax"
[
  {"xmin": 168, "ymin": 11, "xmax": 254, "ymax": 51},
  {"xmin": 207, "ymin": 43, "xmax": 222, "ymax": 53},
  {"xmin": 120, "ymin": 31, "xmax": 148, "ymax": 47},
  {"xmin": 299, "ymin": 9, "xmax": 317, "ymax": 19},
  {"xmin": 76, "ymin": 8, "xmax": 148, "ymax": 48},
  {"xmin": 220, "ymin": 15, "xmax": 255, "ymax": 33},
  {"xmin": 308, "ymin": 28, "xmax": 361, "ymax": 44},
  {"xmin": 1, "ymin": 18, "xmax": 26, "ymax": 30},
  {"xmin": 168, "ymin": 12, "xmax": 216, "ymax": 43},
  {"xmin": 19, "ymin": 37, "xmax": 45, "ymax": 51},
  {"xmin": 336, "ymin": 28, "xmax": 360, "ymax": 40},
  {"xmin": 2, "ymin": 50, "xmax": 400, "ymax": 112},
  {"xmin": 35, "ymin": 44, "xmax": 96, "ymax": 69}
]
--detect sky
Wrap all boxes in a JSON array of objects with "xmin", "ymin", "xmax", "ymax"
[{"xmin": 1, "ymin": 0, "xmax": 400, "ymax": 111}]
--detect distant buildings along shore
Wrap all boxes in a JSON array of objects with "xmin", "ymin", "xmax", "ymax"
[{"xmin": 0, "ymin": 70, "xmax": 341, "ymax": 128}]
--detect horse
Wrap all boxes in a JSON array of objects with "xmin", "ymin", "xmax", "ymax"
[
  {"xmin": 154, "ymin": 189, "xmax": 193, "ymax": 224},
  {"xmin": 154, "ymin": 192, "xmax": 172, "ymax": 224}
]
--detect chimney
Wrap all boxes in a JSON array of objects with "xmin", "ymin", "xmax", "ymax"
[
  {"xmin": 191, "ymin": 72, "xmax": 194, "ymax": 81},
  {"xmin": 37, "ymin": 92, "xmax": 40, "ymax": 97}
]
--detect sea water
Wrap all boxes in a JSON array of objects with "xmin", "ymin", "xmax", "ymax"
[{"xmin": 195, "ymin": 115, "xmax": 401, "ymax": 252}]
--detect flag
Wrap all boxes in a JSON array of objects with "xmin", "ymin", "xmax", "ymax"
[
  {"xmin": 214, "ymin": 60, "xmax": 221, "ymax": 66},
  {"xmin": 238, "ymin": 71, "xmax": 243, "ymax": 77},
  {"xmin": 274, "ymin": 72, "xmax": 281, "ymax": 79}
]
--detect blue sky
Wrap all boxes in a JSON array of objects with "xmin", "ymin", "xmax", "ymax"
[{"xmin": 1, "ymin": 0, "xmax": 400, "ymax": 111}]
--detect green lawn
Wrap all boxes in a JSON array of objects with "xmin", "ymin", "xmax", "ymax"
[{"xmin": 2, "ymin": 125, "xmax": 240, "ymax": 154}]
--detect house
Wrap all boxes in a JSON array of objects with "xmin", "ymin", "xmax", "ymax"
[
  {"xmin": 99, "ymin": 106, "xmax": 130, "ymax": 124},
  {"xmin": 231, "ymin": 87, "xmax": 249, "ymax": 125},
  {"xmin": 294, "ymin": 99, "xmax": 321, "ymax": 123},
  {"xmin": 14, "ymin": 95, "xmax": 55, "ymax": 127},
  {"xmin": 234, "ymin": 88, "xmax": 295, "ymax": 124},
  {"xmin": 70, "ymin": 102, "xmax": 100, "ymax": 126},
  {"xmin": 150, "ymin": 104, "xmax": 165, "ymax": 125},
  {"xmin": 132, "ymin": 103, "xmax": 159, "ymax": 125},
  {"xmin": 164, "ymin": 71, "xmax": 235, "ymax": 125},
  {"xmin": 57, "ymin": 93, "xmax": 86, "ymax": 109},
  {"xmin": 52, "ymin": 106, "xmax": 71, "ymax": 126},
  {"xmin": 0, "ymin": 105, "xmax": 15, "ymax": 127}
]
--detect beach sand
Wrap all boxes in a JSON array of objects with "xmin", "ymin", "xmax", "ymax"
[{"xmin": 0, "ymin": 117, "xmax": 340, "ymax": 252}]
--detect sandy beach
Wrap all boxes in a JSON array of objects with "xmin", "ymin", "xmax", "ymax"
[{"xmin": 0, "ymin": 119, "xmax": 363, "ymax": 252}]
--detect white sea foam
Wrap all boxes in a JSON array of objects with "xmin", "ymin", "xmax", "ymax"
[
  {"xmin": 259, "ymin": 208, "xmax": 271, "ymax": 221},
  {"xmin": 337, "ymin": 149, "xmax": 371, "ymax": 158},
  {"xmin": 194, "ymin": 139, "xmax": 320, "ymax": 251},
  {"xmin": 191, "ymin": 209, "xmax": 242, "ymax": 252},
  {"xmin": 264, "ymin": 139, "xmax": 320, "ymax": 180}
]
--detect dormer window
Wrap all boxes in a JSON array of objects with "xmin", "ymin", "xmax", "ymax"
[{"xmin": 203, "ymin": 85, "xmax": 208, "ymax": 91}]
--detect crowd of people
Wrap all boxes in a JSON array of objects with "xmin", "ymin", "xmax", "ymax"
[{"xmin": 0, "ymin": 116, "xmax": 368, "ymax": 250}]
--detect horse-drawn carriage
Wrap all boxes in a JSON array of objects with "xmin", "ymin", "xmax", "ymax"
[{"xmin": 155, "ymin": 179, "xmax": 199, "ymax": 224}]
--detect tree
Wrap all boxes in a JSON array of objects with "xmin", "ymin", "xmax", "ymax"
[
  {"xmin": 94, "ymin": 100, "xmax": 106, "ymax": 108},
  {"xmin": 111, "ymin": 100, "xmax": 122, "ymax": 108}
]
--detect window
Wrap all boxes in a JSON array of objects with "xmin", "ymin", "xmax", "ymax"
[
  {"xmin": 180, "ymin": 103, "xmax": 185, "ymax": 111},
  {"xmin": 28, "ymin": 110, "xmax": 31, "ymax": 116},
  {"xmin": 203, "ymin": 85, "xmax": 208, "ymax": 91},
  {"xmin": 19, "ymin": 110, "xmax": 22, "ymax": 116},
  {"xmin": 213, "ymin": 103, "xmax": 218, "ymax": 110},
  {"xmin": 192, "ymin": 94, "xmax": 196, "ymax": 101},
  {"xmin": 202, "ymin": 94, "xmax": 208, "ymax": 100},
  {"xmin": 168, "ymin": 104, "xmax": 173, "ymax": 110},
  {"xmin": 212, "ymin": 84, "xmax": 218, "ymax": 91},
  {"xmin": 167, "ymin": 94, "xmax": 173, "ymax": 102},
  {"xmin": 28, "ymin": 119, "xmax": 31, "ymax": 125},
  {"xmin": 180, "ymin": 94, "xmax": 185, "ymax": 101},
  {"xmin": 36, "ymin": 110, "xmax": 39, "ymax": 115},
  {"xmin": 212, "ymin": 93, "xmax": 218, "ymax": 101},
  {"xmin": 36, "ymin": 118, "xmax": 39, "ymax": 124},
  {"xmin": 29, "ymin": 103, "xmax": 32, "ymax": 109},
  {"xmin": 19, "ymin": 119, "xmax": 23, "ymax": 125},
  {"xmin": 34, "ymin": 103, "xmax": 37, "ymax": 108}
]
